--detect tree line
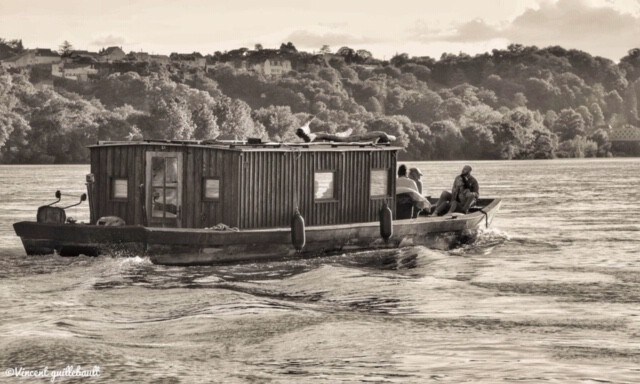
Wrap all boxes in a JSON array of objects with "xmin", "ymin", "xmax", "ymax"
[{"xmin": 1, "ymin": 42, "xmax": 640, "ymax": 163}]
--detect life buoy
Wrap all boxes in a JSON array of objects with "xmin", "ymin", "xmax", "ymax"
[
  {"xmin": 291, "ymin": 209, "xmax": 306, "ymax": 251},
  {"xmin": 379, "ymin": 202, "xmax": 393, "ymax": 241}
]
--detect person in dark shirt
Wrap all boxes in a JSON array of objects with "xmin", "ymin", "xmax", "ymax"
[{"xmin": 431, "ymin": 165, "xmax": 479, "ymax": 216}]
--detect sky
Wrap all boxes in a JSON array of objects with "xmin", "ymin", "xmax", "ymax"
[{"xmin": 1, "ymin": 0, "xmax": 639, "ymax": 61}]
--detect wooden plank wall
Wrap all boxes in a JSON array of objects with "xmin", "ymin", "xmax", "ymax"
[
  {"xmin": 238, "ymin": 149, "xmax": 396, "ymax": 229},
  {"xmin": 195, "ymin": 148, "xmax": 240, "ymax": 228},
  {"xmin": 90, "ymin": 145, "xmax": 240, "ymax": 228},
  {"xmin": 91, "ymin": 145, "xmax": 395, "ymax": 230},
  {"xmin": 91, "ymin": 145, "xmax": 148, "ymax": 225}
]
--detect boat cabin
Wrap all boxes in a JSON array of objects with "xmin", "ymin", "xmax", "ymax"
[{"xmin": 87, "ymin": 140, "xmax": 400, "ymax": 229}]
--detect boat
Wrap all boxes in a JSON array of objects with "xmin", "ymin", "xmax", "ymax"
[{"xmin": 13, "ymin": 138, "xmax": 501, "ymax": 265}]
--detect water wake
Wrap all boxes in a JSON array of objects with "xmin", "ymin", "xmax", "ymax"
[{"xmin": 449, "ymin": 226, "xmax": 511, "ymax": 256}]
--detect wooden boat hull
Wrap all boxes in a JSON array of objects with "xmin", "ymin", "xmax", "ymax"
[{"xmin": 14, "ymin": 199, "xmax": 500, "ymax": 265}]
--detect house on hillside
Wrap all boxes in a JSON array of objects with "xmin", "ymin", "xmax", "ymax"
[
  {"xmin": 150, "ymin": 54, "xmax": 170, "ymax": 65},
  {"xmin": 0, "ymin": 48, "xmax": 60, "ymax": 68},
  {"xmin": 99, "ymin": 46, "xmax": 126, "ymax": 62},
  {"xmin": 126, "ymin": 51, "xmax": 150, "ymax": 62},
  {"xmin": 610, "ymin": 124, "xmax": 640, "ymax": 156},
  {"xmin": 52, "ymin": 62, "xmax": 98, "ymax": 81},
  {"xmin": 170, "ymin": 52, "xmax": 206, "ymax": 69},
  {"xmin": 253, "ymin": 58, "xmax": 292, "ymax": 77},
  {"xmin": 64, "ymin": 50, "xmax": 100, "ymax": 64},
  {"xmin": 229, "ymin": 55, "xmax": 292, "ymax": 78}
]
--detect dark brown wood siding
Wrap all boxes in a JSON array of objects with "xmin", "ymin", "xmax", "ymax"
[
  {"xmin": 198, "ymin": 147, "xmax": 241, "ymax": 228},
  {"xmin": 90, "ymin": 144, "xmax": 147, "ymax": 225},
  {"xmin": 238, "ymin": 149, "xmax": 396, "ymax": 229},
  {"xmin": 90, "ymin": 145, "xmax": 240, "ymax": 228}
]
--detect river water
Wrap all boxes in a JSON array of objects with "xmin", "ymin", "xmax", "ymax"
[{"xmin": 0, "ymin": 159, "xmax": 639, "ymax": 383}]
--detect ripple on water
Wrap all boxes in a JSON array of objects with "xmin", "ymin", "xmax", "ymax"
[{"xmin": 2, "ymin": 160, "xmax": 640, "ymax": 382}]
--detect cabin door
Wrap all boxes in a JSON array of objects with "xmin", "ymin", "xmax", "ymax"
[{"xmin": 146, "ymin": 151, "xmax": 183, "ymax": 227}]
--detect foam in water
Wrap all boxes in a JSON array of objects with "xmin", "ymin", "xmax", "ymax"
[
  {"xmin": 2, "ymin": 161, "xmax": 640, "ymax": 383},
  {"xmin": 447, "ymin": 226, "xmax": 511, "ymax": 256}
]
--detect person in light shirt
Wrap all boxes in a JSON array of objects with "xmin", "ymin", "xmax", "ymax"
[
  {"xmin": 396, "ymin": 164, "xmax": 430, "ymax": 214},
  {"xmin": 396, "ymin": 164, "xmax": 418, "ymax": 191}
]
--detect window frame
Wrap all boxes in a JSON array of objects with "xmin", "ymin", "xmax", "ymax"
[
  {"xmin": 202, "ymin": 177, "xmax": 221, "ymax": 202},
  {"xmin": 110, "ymin": 177, "xmax": 129, "ymax": 201},
  {"xmin": 313, "ymin": 170, "xmax": 338, "ymax": 203},
  {"xmin": 370, "ymin": 168, "xmax": 391, "ymax": 199}
]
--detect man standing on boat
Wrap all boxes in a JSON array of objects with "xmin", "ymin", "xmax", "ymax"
[{"xmin": 431, "ymin": 165, "xmax": 479, "ymax": 216}]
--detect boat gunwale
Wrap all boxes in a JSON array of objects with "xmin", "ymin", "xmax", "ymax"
[
  {"xmin": 14, "ymin": 198, "xmax": 501, "ymax": 236},
  {"xmin": 148, "ymin": 197, "xmax": 500, "ymax": 234}
]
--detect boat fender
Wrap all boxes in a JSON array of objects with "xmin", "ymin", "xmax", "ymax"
[
  {"xmin": 96, "ymin": 216, "xmax": 126, "ymax": 226},
  {"xmin": 291, "ymin": 209, "xmax": 306, "ymax": 252},
  {"xmin": 379, "ymin": 202, "xmax": 393, "ymax": 242}
]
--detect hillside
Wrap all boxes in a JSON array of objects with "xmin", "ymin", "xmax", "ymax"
[{"xmin": 1, "ymin": 42, "xmax": 640, "ymax": 163}]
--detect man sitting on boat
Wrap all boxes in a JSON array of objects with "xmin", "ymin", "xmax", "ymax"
[
  {"xmin": 396, "ymin": 165, "xmax": 430, "ymax": 218},
  {"xmin": 408, "ymin": 167, "xmax": 424, "ymax": 195},
  {"xmin": 432, "ymin": 165, "xmax": 479, "ymax": 216}
]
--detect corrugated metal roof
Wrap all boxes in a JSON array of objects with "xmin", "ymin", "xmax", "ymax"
[{"xmin": 89, "ymin": 140, "xmax": 400, "ymax": 152}]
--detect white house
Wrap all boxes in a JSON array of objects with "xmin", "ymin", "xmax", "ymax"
[
  {"xmin": 251, "ymin": 58, "xmax": 292, "ymax": 77},
  {"xmin": 99, "ymin": 46, "xmax": 126, "ymax": 62},
  {"xmin": 1, "ymin": 49, "xmax": 61, "ymax": 68}
]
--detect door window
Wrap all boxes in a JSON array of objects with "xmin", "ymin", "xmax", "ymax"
[{"xmin": 147, "ymin": 152, "xmax": 182, "ymax": 225}]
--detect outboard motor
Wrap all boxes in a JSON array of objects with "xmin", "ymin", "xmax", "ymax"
[{"xmin": 36, "ymin": 190, "xmax": 86, "ymax": 224}]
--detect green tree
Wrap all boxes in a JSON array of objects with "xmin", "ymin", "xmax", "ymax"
[
  {"xmin": 59, "ymin": 40, "xmax": 73, "ymax": 56},
  {"xmin": 553, "ymin": 108, "xmax": 585, "ymax": 141},
  {"xmin": 462, "ymin": 124, "xmax": 495, "ymax": 159},
  {"xmin": 590, "ymin": 103, "xmax": 605, "ymax": 126},
  {"xmin": 528, "ymin": 129, "xmax": 557, "ymax": 159},
  {"xmin": 216, "ymin": 98, "xmax": 265, "ymax": 139},
  {"xmin": 252, "ymin": 105, "xmax": 300, "ymax": 141},
  {"xmin": 356, "ymin": 50, "xmax": 373, "ymax": 62},
  {"xmin": 428, "ymin": 120, "xmax": 464, "ymax": 159},
  {"xmin": 192, "ymin": 106, "xmax": 219, "ymax": 139}
]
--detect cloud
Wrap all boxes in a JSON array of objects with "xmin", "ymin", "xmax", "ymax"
[
  {"xmin": 408, "ymin": 0, "xmax": 640, "ymax": 60},
  {"xmin": 90, "ymin": 34, "xmax": 126, "ymax": 47},
  {"xmin": 283, "ymin": 30, "xmax": 379, "ymax": 49},
  {"xmin": 317, "ymin": 22, "xmax": 349, "ymax": 29},
  {"xmin": 410, "ymin": 19, "xmax": 502, "ymax": 43}
]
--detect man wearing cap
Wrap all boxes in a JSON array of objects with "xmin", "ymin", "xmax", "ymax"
[
  {"xmin": 408, "ymin": 167, "xmax": 424, "ymax": 195},
  {"xmin": 396, "ymin": 164, "xmax": 430, "ymax": 218},
  {"xmin": 431, "ymin": 165, "xmax": 479, "ymax": 216},
  {"xmin": 396, "ymin": 164, "xmax": 419, "ymax": 192}
]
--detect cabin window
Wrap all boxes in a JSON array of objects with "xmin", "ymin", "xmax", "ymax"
[
  {"xmin": 314, "ymin": 171, "xmax": 335, "ymax": 201},
  {"xmin": 203, "ymin": 178, "xmax": 220, "ymax": 200},
  {"xmin": 111, "ymin": 178, "xmax": 128, "ymax": 200},
  {"xmin": 370, "ymin": 169, "xmax": 389, "ymax": 198}
]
